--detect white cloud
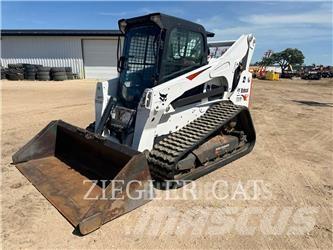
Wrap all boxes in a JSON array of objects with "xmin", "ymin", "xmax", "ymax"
[
  {"xmin": 98, "ymin": 7, "xmax": 185, "ymax": 18},
  {"xmin": 138, "ymin": 7, "xmax": 185, "ymax": 16},
  {"xmin": 198, "ymin": 5, "xmax": 332, "ymax": 46},
  {"xmin": 196, "ymin": 16, "xmax": 225, "ymax": 30},
  {"xmin": 194, "ymin": 2, "xmax": 332, "ymax": 64},
  {"xmin": 241, "ymin": 10, "xmax": 332, "ymax": 25},
  {"xmin": 211, "ymin": 25, "xmax": 331, "ymax": 44},
  {"xmin": 98, "ymin": 11, "xmax": 128, "ymax": 16},
  {"xmin": 138, "ymin": 7, "xmax": 153, "ymax": 14}
]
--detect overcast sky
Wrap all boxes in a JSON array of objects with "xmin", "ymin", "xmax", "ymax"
[{"xmin": 2, "ymin": 1, "xmax": 332, "ymax": 65}]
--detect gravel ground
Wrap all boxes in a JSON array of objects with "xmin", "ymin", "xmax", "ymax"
[{"xmin": 1, "ymin": 78, "xmax": 332, "ymax": 249}]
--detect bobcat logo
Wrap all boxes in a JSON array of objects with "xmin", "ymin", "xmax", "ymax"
[{"xmin": 159, "ymin": 93, "xmax": 168, "ymax": 102}]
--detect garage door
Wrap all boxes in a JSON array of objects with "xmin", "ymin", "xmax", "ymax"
[{"xmin": 83, "ymin": 39, "xmax": 118, "ymax": 80}]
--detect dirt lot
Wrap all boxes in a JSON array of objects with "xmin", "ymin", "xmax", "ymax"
[{"xmin": 1, "ymin": 78, "xmax": 332, "ymax": 249}]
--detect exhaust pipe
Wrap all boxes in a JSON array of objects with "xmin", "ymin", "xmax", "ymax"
[{"xmin": 12, "ymin": 120, "xmax": 153, "ymax": 235}]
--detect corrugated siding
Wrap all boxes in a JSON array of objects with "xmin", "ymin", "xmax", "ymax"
[{"xmin": 1, "ymin": 36, "xmax": 84, "ymax": 76}]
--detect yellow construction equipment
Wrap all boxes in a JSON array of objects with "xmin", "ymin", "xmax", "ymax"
[{"xmin": 265, "ymin": 71, "xmax": 279, "ymax": 81}]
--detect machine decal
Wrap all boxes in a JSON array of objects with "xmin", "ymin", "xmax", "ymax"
[
  {"xmin": 241, "ymin": 94, "xmax": 249, "ymax": 101},
  {"xmin": 159, "ymin": 93, "xmax": 168, "ymax": 102},
  {"xmin": 186, "ymin": 66, "xmax": 211, "ymax": 80},
  {"xmin": 237, "ymin": 88, "xmax": 249, "ymax": 93}
]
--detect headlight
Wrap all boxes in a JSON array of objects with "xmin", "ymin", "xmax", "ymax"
[{"xmin": 140, "ymin": 89, "xmax": 153, "ymax": 109}]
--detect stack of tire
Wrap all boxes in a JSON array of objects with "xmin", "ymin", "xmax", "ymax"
[
  {"xmin": 1, "ymin": 66, "xmax": 7, "ymax": 79},
  {"xmin": 65, "ymin": 67, "xmax": 74, "ymax": 80},
  {"xmin": 3, "ymin": 64, "xmax": 76, "ymax": 81},
  {"xmin": 37, "ymin": 67, "xmax": 51, "ymax": 81},
  {"xmin": 50, "ymin": 67, "xmax": 67, "ymax": 81},
  {"xmin": 24, "ymin": 64, "xmax": 41, "ymax": 80},
  {"xmin": 6, "ymin": 64, "xmax": 24, "ymax": 80}
]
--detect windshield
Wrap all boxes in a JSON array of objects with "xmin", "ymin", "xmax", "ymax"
[
  {"xmin": 119, "ymin": 25, "xmax": 160, "ymax": 108},
  {"xmin": 162, "ymin": 28, "xmax": 204, "ymax": 81}
]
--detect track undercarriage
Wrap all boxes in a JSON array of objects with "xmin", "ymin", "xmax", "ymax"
[{"xmin": 148, "ymin": 101, "xmax": 256, "ymax": 182}]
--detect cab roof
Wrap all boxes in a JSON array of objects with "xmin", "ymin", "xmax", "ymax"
[{"xmin": 118, "ymin": 12, "xmax": 214, "ymax": 37}]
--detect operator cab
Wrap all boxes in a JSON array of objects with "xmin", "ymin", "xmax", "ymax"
[{"xmin": 117, "ymin": 13, "xmax": 212, "ymax": 108}]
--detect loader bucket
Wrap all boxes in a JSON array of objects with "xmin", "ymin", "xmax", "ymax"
[{"xmin": 12, "ymin": 120, "xmax": 153, "ymax": 235}]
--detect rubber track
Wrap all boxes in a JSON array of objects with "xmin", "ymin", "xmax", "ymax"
[{"xmin": 148, "ymin": 101, "xmax": 244, "ymax": 180}]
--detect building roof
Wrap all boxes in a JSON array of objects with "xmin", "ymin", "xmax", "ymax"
[
  {"xmin": 1, "ymin": 29, "xmax": 123, "ymax": 36},
  {"xmin": 1, "ymin": 28, "xmax": 214, "ymax": 37}
]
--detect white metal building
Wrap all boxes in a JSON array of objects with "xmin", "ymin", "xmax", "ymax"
[{"xmin": 1, "ymin": 30, "xmax": 123, "ymax": 80}]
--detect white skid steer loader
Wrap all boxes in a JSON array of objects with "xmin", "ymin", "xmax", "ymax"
[{"xmin": 12, "ymin": 13, "xmax": 256, "ymax": 235}]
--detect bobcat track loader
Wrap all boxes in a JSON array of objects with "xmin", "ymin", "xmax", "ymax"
[{"xmin": 12, "ymin": 13, "xmax": 256, "ymax": 235}]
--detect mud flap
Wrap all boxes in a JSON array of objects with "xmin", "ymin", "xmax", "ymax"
[{"xmin": 12, "ymin": 120, "xmax": 153, "ymax": 235}]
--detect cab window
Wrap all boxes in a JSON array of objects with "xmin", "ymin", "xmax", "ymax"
[{"xmin": 163, "ymin": 28, "xmax": 204, "ymax": 77}]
